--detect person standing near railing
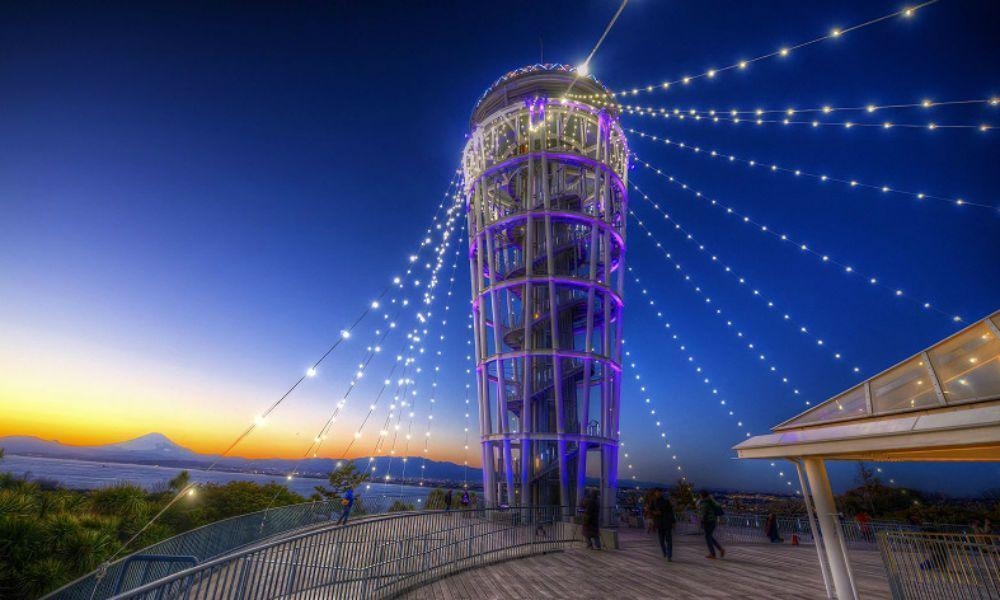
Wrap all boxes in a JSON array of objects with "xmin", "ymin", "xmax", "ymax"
[
  {"xmin": 650, "ymin": 488, "xmax": 676, "ymax": 561},
  {"xmin": 764, "ymin": 513, "xmax": 783, "ymax": 543},
  {"xmin": 697, "ymin": 490, "xmax": 725, "ymax": 559},
  {"xmin": 855, "ymin": 511, "xmax": 873, "ymax": 543},
  {"xmin": 336, "ymin": 487, "xmax": 355, "ymax": 525},
  {"xmin": 582, "ymin": 490, "xmax": 602, "ymax": 550}
]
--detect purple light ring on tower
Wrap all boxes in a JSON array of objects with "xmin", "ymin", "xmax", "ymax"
[
  {"xmin": 479, "ymin": 350, "xmax": 621, "ymax": 372},
  {"xmin": 465, "ymin": 152, "xmax": 627, "ymax": 202},
  {"xmin": 472, "ymin": 276, "xmax": 624, "ymax": 310},
  {"xmin": 468, "ymin": 211, "xmax": 626, "ymax": 263}
]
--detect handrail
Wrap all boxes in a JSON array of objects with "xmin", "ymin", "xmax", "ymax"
[
  {"xmin": 877, "ymin": 530, "xmax": 1000, "ymax": 599},
  {"xmin": 112, "ymin": 506, "xmax": 575, "ymax": 599},
  {"xmin": 45, "ymin": 494, "xmax": 421, "ymax": 600}
]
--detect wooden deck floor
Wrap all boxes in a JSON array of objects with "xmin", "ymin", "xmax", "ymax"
[{"xmin": 401, "ymin": 528, "xmax": 891, "ymax": 599}]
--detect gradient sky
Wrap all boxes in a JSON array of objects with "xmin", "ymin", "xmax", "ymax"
[{"xmin": 1, "ymin": 1, "xmax": 998, "ymax": 494}]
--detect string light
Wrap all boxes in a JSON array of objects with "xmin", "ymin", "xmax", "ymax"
[
  {"xmin": 93, "ymin": 167, "xmax": 467, "ymax": 574},
  {"xmin": 623, "ymin": 286, "xmax": 799, "ymax": 493},
  {"xmin": 405, "ymin": 234, "xmax": 464, "ymax": 486},
  {"xmin": 631, "ymin": 180, "xmax": 860, "ymax": 376},
  {"xmin": 578, "ymin": 1, "xmax": 940, "ymax": 98},
  {"xmin": 628, "ymin": 220, "xmax": 812, "ymax": 406},
  {"xmin": 268, "ymin": 188, "xmax": 466, "ymax": 502},
  {"xmin": 622, "ymin": 340, "xmax": 686, "ymax": 478},
  {"xmin": 367, "ymin": 204, "xmax": 465, "ymax": 482},
  {"xmin": 629, "ymin": 128, "xmax": 993, "ymax": 212},
  {"xmin": 621, "ymin": 106, "xmax": 991, "ymax": 131},
  {"xmin": 606, "ymin": 97, "xmax": 996, "ymax": 117},
  {"xmin": 631, "ymin": 151, "xmax": 966, "ymax": 323}
]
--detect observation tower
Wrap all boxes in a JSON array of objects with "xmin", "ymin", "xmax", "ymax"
[{"xmin": 463, "ymin": 65, "xmax": 628, "ymax": 522}]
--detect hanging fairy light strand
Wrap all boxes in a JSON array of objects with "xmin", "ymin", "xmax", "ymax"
[
  {"xmin": 370, "ymin": 203, "xmax": 464, "ymax": 483},
  {"xmin": 630, "ymin": 180, "xmax": 860, "ymax": 376},
  {"xmin": 629, "ymin": 210, "xmax": 814, "ymax": 404},
  {"xmin": 625, "ymin": 343, "xmax": 798, "ymax": 491},
  {"xmin": 621, "ymin": 105, "xmax": 993, "ymax": 132},
  {"xmin": 338, "ymin": 189, "xmax": 465, "ymax": 465},
  {"xmin": 291, "ymin": 189, "xmax": 464, "ymax": 488},
  {"xmin": 628, "ymin": 128, "xmax": 993, "ymax": 211},
  {"xmin": 625, "ymin": 270, "xmax": 799, "ymax": 492},
  {"xmin": 91, "ymin": 167, "xmax": 465, "ymax": 577},
  {"xmin": 412, "ymin": 235, "xmax": 465, "ymax": 487},
  {"xmin": 619, "ymin": 438, "xmax": 640, "ymax": 490},
  {"xmin": 390, "ymin": 228, "xmax": 464, "ymax": 486},
  {"xmin": 624, "ymin": 106, "xmax": 993, "ymax": 132},
  {"xmin": 621, "ymin": 339, "xmax": 687, "ymax": 479},
  {"xmin": 631, "ymin": 150, "xmax": 968, "ymax": 322},
  {"xmin": 602, "ymin": 96, "xmax": 999, "ymax": 116},
  {"xmin": 579, "ymin": 0, "xmax": 940, "ymax": 99},
  {"xmin": 461, "ymin": 310, "xmax": 476, "ymax": 489}
]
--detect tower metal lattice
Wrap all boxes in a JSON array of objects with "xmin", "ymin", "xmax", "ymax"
[{"xmin": 463, "ymin": 65, "xmax": 628, "ymax": 522}]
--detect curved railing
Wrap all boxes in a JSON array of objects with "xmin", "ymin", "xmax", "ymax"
[
  {"xmin": 112, "ymin": 506, "xmax": 574, "ymax": 599},
  {"xmin": 878, "ymin": 531, "xmax": 1000, "ymax": 599},
  {"xmin": 46, "ymin": 495, "xmax": 417, "ymax": 600}
]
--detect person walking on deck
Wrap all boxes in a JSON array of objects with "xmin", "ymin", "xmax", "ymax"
[
  {"xmin": 336, "ymin": 487, "xmax": 355, "ymax": 525},
  {"xmin": 582, "ymin": 490, "xmax": 602, "ymax": 549},
  {"xmin": 697, "ymin": 490, "xmax": 725, "ymax": 559},
  {"xmin": 651, "ymin": 488, "xmax": 676, "ymax": 560}
]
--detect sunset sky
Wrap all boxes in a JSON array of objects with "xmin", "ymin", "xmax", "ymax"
[{"xmin": 1, "ymin": 0, "xmax": 998, "ymax": 493}]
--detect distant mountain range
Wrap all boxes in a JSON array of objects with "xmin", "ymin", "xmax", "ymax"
[{"xmin": 0, "ymin": 432, "xmax": 480, "ymax": 483}]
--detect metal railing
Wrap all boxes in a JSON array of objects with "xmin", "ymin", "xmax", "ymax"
[
  {"xmin": 878, "ymin": 531, "xmax": 1000, "ymax": 599},
  {"xmin": 672, "ymin": 511, "xmax": 815, "ymax": 544},
  {"xmin": 46, "ymin": 495, "xmax": 419, "ymax": 600},
  {"xmin": 112, "ymin": 506, "xmax": 575, "ymax": 599}
]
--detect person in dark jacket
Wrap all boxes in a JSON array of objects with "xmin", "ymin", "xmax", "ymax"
[
  {"xmin": 651, "ymin": 488, "xmax": 676, "ymax": 560},
  {"xmin": 582, "ymin": 490, "xmax": 602, "ymax": 549},
  {"xmin": 697, "ymin": 490, "xmax": 725, "ymax": 559},
  {"xmin": 444, "ymin": 489, "xmax": 453, "ymax": 511},
  {"xmin": 765, "ymin": 513, "xmax": 783, "ymax": 543}
]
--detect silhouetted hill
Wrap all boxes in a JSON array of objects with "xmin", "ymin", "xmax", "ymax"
[{"xmin": 0, "ymin": 433, "xmax": 478, "ymax": 482}]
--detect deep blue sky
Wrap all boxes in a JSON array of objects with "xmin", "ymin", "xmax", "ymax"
[{"xmin": 1, "ymin": 1, "xmax": 998, "ymax": 495}]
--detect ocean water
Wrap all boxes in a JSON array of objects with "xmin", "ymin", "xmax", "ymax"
[{"xmin": 1, "ymin": 454, "xmax": 432, "ymax": 503}]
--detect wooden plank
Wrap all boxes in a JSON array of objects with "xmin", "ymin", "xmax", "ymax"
[{"xmin": 399, "ymin": 529, "xmax": 891, "ymax": 599}]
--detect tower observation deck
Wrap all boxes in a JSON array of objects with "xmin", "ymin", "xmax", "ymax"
[{"xmin": 463, "ymin": 65, "xmax": 628, "ymax": 523}]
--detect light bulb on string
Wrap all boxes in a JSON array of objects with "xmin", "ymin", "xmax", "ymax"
[{"xmin": 629, "ymin": 149, "xmax": 966, "ymax": 323}]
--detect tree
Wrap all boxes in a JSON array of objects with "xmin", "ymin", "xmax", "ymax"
[
  {"xmin": 313, "ymin": 462, "xmax": 370, "ymax": 501},
  {"xmin": 838, "ymin": 465, "xmax": 923, "ymax": 519},
  {"xmin": 424, "ymin": 488, "xmax": 448, "ymax": 510},
  {"xmin": 168, "ymin": 470, "xmax": 191, "ymax": 493},
  {"xmin": 669, "ymin": 478, "xmax": 697, "ymax": 512},
  {"xmin": 388, "ymin": 500, "xmax": 415, "ymax": 512}
]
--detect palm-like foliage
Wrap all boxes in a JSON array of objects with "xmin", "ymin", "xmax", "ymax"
[
  {"xmin": 0, "ymin": 472, "xmax": 306, "ymax": 598},
  {"xmin": 19, "ymin": 557, "xmax": 71, "ymax": 599},
  {"xmin": 0, "ymin": 489, "xmax": 37, "ymax": 518}
]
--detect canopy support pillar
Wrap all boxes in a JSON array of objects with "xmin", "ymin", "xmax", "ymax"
[{"xmin": 802, "ymin": 457, "xmax": 858, "ymax": 600}]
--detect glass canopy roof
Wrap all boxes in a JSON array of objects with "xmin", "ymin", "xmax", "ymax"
[{"xmin": 774, "ymin": 310, "xmax": 1000, "ymax": 431}]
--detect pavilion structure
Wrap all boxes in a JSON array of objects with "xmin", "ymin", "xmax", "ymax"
[{"xmin": 736, "ymin": 309, "xmax": 1000, "ymax": 600}]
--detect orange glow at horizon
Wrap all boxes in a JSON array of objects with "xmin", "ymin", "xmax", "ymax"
[{"xmin": 0, "ymin": 326, "xmax": 478, "ymax": 467}]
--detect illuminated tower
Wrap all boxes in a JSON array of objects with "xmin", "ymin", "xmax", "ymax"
[{"xmin": 463, "ymin": 65, "xmax": 628, "ymax": 523}]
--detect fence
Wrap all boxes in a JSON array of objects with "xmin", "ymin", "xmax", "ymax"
[
  {"xmin": 672, "ymin": 510, "xmax": 815, "ymax": 544},
  {"xmin": 112, "ymin": 506, "xmax": 575, "ymax": 600},
  {"xmin": 878, "ymin": 531, "xmax": 1000, "ymax": 599},
  {"xmin": 46, "ymin": 495, "xmax": 420, "ymax": 600}
]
